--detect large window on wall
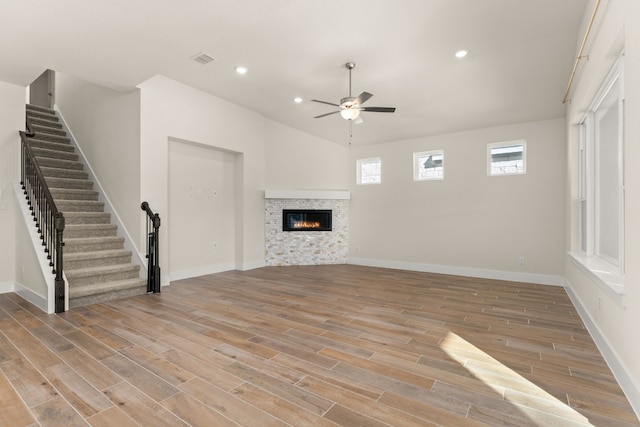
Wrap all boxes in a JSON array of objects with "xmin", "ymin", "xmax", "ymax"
[
  {"xmin": 579, "ymin": 53, "xmax": 624, "ymax": 278},
  {"xmin": 357, "ymin": 157, "xmax": 381, "ymax": 185},
  {"xmin": 414, "ymin": 150, "xmax": 444, "ymax": 181}
]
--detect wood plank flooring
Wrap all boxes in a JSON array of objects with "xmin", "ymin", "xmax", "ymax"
[{"xmin": 1, "ymin": 265, "xmax": 638, "ymax": 426}]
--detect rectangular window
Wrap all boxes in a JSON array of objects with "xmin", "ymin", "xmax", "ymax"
[
  {"xmin": 579, "ymin": 53, "xmax": 624, "ymax": 274},
  {"xmin": 357, "ymin": 157, "xmax": 381, "ymax": 185},
  {"xmin": 488, "ymin": 140, "xmax": 526, "ymax": 176},
  {"xmin": 414, "ymin": 150, "xmax": 444, "ymax": 181}
]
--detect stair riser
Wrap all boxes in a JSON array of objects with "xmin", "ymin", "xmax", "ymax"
[
  {"xmin": 51, "ymin": 190, "xmax": 99, "ymax": 201},
  {"xmin": 29, "ymin": 118, "xmax": 62, "ymax": 129},
  {"xmin": 67, "ymin": 269, "xmax": 140, "ymax": 287},
  {"xmin": 56, "ymin": 202, "xmax": 104, "ymax": 212},
  {"xmin": 46, "ymin": 177, "xmax": 93, "ymax": 190},
  {"xmin": 42, "ymin": 168, "xmax": 88, "ymax": 180},
  {"xmin": 28, "ymin": 140, "xmax": 74, "ymax": 152},
  {"xmin": 65, "ymin": 227, "xmax": 117, "ymax": 238},
  {"xmin": 30, "ymin": 133, "xmax": 70, "ymax": 144},
  {"xmin": 64, "ymin": 215, "xmax": 111, "ymax": 225},
  {"xmin": 33, "ymin": 149, "xmax": 78, "ymax": 161},
  {"xmin": 65, "ymin": 240, "xmax": 124, "ymax": 253},
  {"xmin": 26, "ymin": 111, "xmax": 58, "ymax": 122},
  {"xmin": 31, "ymin": 125, "xmax": 67, "ymax": 137},
  {"xmin": 26, "ymin": 105, "xmax": 55, "ymax": 115},
  {"xmin": 69, "ymin": 285, "xmax": 147, "ymax": 308},
  {"xmin": 36, "ymin": 158, "xmax": 84, "ymax": 170},
  {"xmin": 66, "ymin": 255, "xmax": 133, "ymax": 270}
]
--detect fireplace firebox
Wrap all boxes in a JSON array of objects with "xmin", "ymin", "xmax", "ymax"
[{"xmin": 283, "ymin": 209, "xmax": 332, "ymax": 231}]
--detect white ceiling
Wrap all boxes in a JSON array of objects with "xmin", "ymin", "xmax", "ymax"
[{"xmin": 0, "ymin": 0, "xmax": 587, "ymax": 145}]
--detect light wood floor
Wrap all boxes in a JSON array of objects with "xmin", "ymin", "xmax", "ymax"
[{"xmin": 1, "ymin": 265, "xmax": 638, "ymax": 426}]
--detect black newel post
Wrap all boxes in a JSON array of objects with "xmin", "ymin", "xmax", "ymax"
[
  {"xmin": 54, "ymin": 212, "xmax": 65, "ymax": 313},
  {"xmin": 141, "ymin": 202, "xmax": 161, "ymax": 293}
]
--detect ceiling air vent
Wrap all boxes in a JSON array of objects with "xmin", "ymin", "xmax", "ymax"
[{"xmin": 191, "ymin": 52, "xmax": 216, "ymax": 65}]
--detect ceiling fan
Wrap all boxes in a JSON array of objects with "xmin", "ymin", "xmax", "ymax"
[{"xmin": 312, "ymin": 62, "xmax": 396, "ymax": 125}]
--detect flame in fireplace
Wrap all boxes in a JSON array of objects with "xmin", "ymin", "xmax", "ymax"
[{"xmin": 293, "ymin": 221, "xmax": 321, "ymax": 229}]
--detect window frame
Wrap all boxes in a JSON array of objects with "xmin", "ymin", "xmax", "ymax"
[
  {"xmin": 578, "ymin": 52, "xmax": 625, "ymax": 278},
  {"xmin": 487, "ymin": 140, "xmax": 527, "ymax": 176},
  {"xmin": 413, "ymin": 150, "xmax": 444, "ymax": 181},
  {"xmin": 356, "ymin": 157, "xmax": 382, "ymax": 185}
]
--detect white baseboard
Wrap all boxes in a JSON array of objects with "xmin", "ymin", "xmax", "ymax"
[
  {"xmin": 564, "ymin": 283, "xmax": 640, "ymax": 419},
  {"xmin": 347, "ymin": 257, "xmax": 566, "ymax": 287},
  {"xmin": 0, "ymin": 282, "xmax": 15, "ymax": 294},
  {"xmin": 167, "ymin": 260, "xmax": 266, "ymax": 283},
  {"xmin": 169, "ymin": 263, "xmax": 237, "ymax": 282},
  {"xmin": 13, "ymin": 282, "xmax": 47, "ymax": 312},
  {"xmin": 238, "ymin": 260, "xmax": 266, "ymax": 271}
]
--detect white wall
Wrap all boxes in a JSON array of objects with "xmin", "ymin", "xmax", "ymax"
[
  {"xmin": 265, "ymin": 120, "xmax": 349, "ymax": 190},
  {"xmin": 0, "ymin": 81, "xmax": 25, "ymax": 289},
  {"xmin": 565, "ymin": 0, "xmax": 640, "ymax": 410},
  {"xmin": 138, "ymin": 75, "xmax": 267, "ymax": 277},
  {"xmin": 14, "ymin": 196, "xmax": 49, "ymax": 311},
  {"xmin": 55, "ymin": 73, "xmax": 141, "ymax": 246},
  {"xmin": 349, "ymin": 118, "xmax": 566, "ymax": 285}
]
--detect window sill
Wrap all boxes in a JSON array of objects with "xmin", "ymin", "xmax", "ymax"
[{"xmin": 568, "ymin": 252, "xmax": 626, "ymax": 307}]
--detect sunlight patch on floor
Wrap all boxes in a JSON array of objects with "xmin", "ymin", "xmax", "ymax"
[{"xmin": 440, "ymin": 331, "xmax": 590, "ymax": 424}]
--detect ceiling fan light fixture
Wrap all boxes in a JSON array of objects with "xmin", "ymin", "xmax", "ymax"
[{"xmin": 340, "ymin": 108, "xmax": 360, "ymax": 120}]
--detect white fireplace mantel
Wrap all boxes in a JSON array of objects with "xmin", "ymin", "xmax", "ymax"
[{"xmin": 264, "ymin": 190, "xmax": 350, "ymax": 200}]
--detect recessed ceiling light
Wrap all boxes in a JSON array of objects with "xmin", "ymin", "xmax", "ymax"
[
  {"xmin": 455, "ymin": 50, "xmax": 468, "ymax": 59},
  {"xmin": 235, "ymin": 66, "xmax": 248, "ymax": 75},
  {"xmin": 293, "ymin": 97, "xmax": 303, "ymax": 104}
]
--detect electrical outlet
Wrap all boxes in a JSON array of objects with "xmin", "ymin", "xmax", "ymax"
[
  {"xmin": 519, "ymin": 256, "xmax": 525, "ymax": 265},
  {"xmin": 598, "ymin": 296, "xmax": 602, "ymax": 311}
]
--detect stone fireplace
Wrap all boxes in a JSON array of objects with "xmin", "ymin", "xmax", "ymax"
[{"xmin": 265, "ymin": 190, "xmax": 349, "ymax": 266}]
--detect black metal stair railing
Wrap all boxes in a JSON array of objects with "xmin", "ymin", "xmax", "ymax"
[
  {"xmin": 20, "ymin": 122, "xmax": 65, "ymax": 313},
  {"xmin": 141, "ymin": 201, "xmax": 161, "ymax": 293}
]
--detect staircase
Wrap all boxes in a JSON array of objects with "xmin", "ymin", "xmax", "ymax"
[{"xmin": 25, "ymin": 104, "xmax": 147, "ymax": 308}]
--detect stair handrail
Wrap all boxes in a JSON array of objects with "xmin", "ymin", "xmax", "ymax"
[
  {"xmin": 19, "ymin": 129, "xmax": 66, "ymax": 313},
  {"xmin": 25, "ymin": 115, "xmax": 36, "ymax": 137},
  {"xmin": 141, "ymin": 201, "xmax": 161, "ymax": 293}
]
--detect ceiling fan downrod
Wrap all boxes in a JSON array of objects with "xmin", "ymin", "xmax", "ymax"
[{"xmin": 345, "ymin": 62, "xmax": 356, "ymax": 98}]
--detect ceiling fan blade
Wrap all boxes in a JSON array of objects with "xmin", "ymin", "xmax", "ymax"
[
  {"xmin": 314, "ymin": 111, "xmax": 341, "ymax": 119},
  {"xmin": 311, "ymin": 99, "xmax": 340, "ymax": 107},
  {"xmin": 360, "ymin": 107, "xmax": 396, "ymax": 113},
  {"xmin": 354, "ymin": 92, "xmax": 373, "ymax": 105}
]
